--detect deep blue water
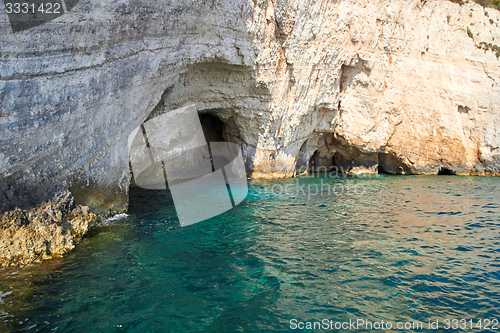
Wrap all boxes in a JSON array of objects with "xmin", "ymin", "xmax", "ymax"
[{"xmin": 1, "ymin": 175, "xmax": 500, "ymax": 332}]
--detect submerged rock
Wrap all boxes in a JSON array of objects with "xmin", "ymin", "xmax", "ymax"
[{"xmin": 0, "ymin": 191, "xmax": 98, "ymax": 267}]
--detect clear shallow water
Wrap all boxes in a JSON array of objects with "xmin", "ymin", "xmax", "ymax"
[{"xmin": 1, "ymin": 175, "xmax": 500, "ymax": 332}]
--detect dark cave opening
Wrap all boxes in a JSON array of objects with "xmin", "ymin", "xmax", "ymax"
[
  {"xmin": 330, "ymin": 151, "xmax": 353, "ymax": 173},
  {"xmin": 199, "ymin": 113, "xmax": 230, "ymax": 172},
  {"xmin": 377, "ymin": 153, "xmax": 408, "ymax": 175},
  {"xmin": 377, "ymin": 164, "xmax": 389, "ymax": 174},
  {"xmin": 437, "ymin": 167, "xmax": 456, "ymax": 175},
  {"xmin": 128, "ymin": 185, "xmax": 176, "ymax": 216},
  {"xmin": 199, "ymin": 113, "xmax": 226, "ymax": 143}
]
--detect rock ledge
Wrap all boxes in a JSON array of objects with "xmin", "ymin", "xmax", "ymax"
[{"xmin": 0, "ymin": 191, "xmax": 98, "ymax": 267}]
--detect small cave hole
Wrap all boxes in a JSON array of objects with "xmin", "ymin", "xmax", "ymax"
[
  {"xmin": 458, "ymin": 105, "xmax": 470, "ymax": 114},
  {"xmin": 377, "ymin": 164, "xmax": 389, "ymax": 174},
  {"xmin": 437, "ymin": 167, "xmax": 456, "ymax": 175}
]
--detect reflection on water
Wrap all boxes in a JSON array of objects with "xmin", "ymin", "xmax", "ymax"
[{"xmin": 1, "ymin": 175, "xmax": 500, "ymax": 332}]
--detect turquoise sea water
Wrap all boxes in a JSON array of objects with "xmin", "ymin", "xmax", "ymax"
[{"xmin": 1, "ymin": 175, "xmax": 500, "ymax": 332}]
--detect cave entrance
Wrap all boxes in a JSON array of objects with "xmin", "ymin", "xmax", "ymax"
[
  {"xmin": 128, "ymin": 112, "xmax": 232, "ymax": 220},
  {"xmin": 437, "ymin": 167, "xmax": 456, "ymax": 175},
  {"xmin": 377, "ymin": 164, "xmax": 389, "ymax": 174},
  {"xmin": 199, "ymin": 113, "xmax": 226, "ymax": 143}
]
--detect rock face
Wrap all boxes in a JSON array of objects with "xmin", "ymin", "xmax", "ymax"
[
  {"xmin": 0, "ymin": 1, "xmax": 499, "ymax": 223},
  {"xmin": 251, "ymin": 0, "xmax": 500, "ymax": 176},
  {"xmin": 0, "ymin": 191, "xmax": 98, "ymax": 266}
]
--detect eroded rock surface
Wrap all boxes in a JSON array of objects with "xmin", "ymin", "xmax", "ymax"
[
  {"xmin": 250, "ymin": 0, "xmax": 500, "ymax": 176},
  {"xmin": 0, "ymin": 191, "xmax": 98, "ymax": 267}
]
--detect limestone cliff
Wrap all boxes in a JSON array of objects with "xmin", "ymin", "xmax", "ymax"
[
  {"xmin": 250, "ymin": 0, "xmax": 500, "ymax": 176},
  {"xmin": 0, "ymin": 0, "xmax": 499, "ymax": 236}
]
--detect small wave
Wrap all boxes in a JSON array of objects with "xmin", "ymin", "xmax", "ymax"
[
  {"xmin": 0, "ymin": 291, "xmax": 12, "ymax": 305},
  {"xmin": 101, "ymin": 213, "xmax": 129, "ymax": 225}
]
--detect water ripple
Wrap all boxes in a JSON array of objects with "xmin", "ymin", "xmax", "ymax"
[{"xmin": 0, "ymin": 176, "xmax": 500, "ymax": 332}]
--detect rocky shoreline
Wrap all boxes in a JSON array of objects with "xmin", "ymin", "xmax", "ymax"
[{"xmin": 0, "ymin": 191, "xmax": 99, "ymax": 267}]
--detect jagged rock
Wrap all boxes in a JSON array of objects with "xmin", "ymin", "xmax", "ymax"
[{"xmin": 0, "ymin": 191, "xmax": 98, "ymax": 267}]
